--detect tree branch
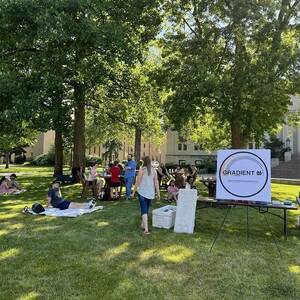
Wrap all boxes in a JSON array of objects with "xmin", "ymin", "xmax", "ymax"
[{"xmin": 182, "ymin": 17, "xmax": 199, "ymax": 38}]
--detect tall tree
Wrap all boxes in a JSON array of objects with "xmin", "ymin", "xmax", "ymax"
[
  {"xmin": 160, "ymin": 0, "xmax": 300, "ymax": 149},
  {"xmin": 0, "ymin": 0, "xmax": 162, "ymax": 171}
]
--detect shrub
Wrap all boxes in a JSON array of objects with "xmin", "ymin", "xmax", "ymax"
[
  {"xmin": 86, "ymin": 155, "xmax": 102, "ymax": 167},
  {"xmin": 32, "ymin": 153, "xmax": 55, "ymax": 166}
]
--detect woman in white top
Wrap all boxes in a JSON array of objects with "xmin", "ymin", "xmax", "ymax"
[{"xmin": 133, "ymin": 156, "xmax": 160, "ymax": 235}]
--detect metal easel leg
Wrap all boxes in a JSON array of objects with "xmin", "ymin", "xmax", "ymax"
[
  {"xmin": 209, "ymin": 206, "xmax": 231, "ymax": 253},
  {"xmin": 247, "ymin": 205, "xmax": 249, "ymax": 240}
]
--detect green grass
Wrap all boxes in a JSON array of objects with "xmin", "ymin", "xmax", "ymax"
[{"xmin": 0, "ymin": 165, "xmax": 299, "ymax": 300}]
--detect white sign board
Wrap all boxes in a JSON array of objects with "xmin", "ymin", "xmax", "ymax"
[
  {"xmin": 174, "ymin": 189, "xmax": 197, "ymax": 234},
  {"xmin": 216, "ymin": 149, "xmax": 271, "ymax": 202}
]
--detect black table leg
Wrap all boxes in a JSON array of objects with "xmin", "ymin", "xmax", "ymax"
[{"xmin": 284, "ymin": 209, "xmax": 287, "ymax": 240}]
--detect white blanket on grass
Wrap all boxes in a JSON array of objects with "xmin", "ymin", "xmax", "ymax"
[{"xmin": 26, "ymin": 206, "xmax": 103, "ymax": 218}]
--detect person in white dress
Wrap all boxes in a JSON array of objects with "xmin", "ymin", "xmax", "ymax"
[{"xmin": 133, "ymin": 156, "xmax": 160, "ymax": 235}]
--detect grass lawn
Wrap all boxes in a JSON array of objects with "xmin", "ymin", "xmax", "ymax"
[{"xmin": 0, "ymin": 165, "xmax": 299, "ymax": 300}]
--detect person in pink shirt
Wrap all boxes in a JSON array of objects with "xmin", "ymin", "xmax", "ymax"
[
  {"xmin": 167, "ymin": 180, "xmax": 179, "ymax": 202},
  {"xmin": 0, "ymin": 177, "xmax": 18, "ymax": 194}
]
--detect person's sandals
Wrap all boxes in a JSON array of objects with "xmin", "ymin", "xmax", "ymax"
[{"xmin": 143, "ymin": 230, "xmax": 151, "ymax": 235}]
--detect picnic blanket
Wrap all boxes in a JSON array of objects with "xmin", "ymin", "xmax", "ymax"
[{"xmin": 24, "ymin": 206, "xmax": 104, "ymax": 218}]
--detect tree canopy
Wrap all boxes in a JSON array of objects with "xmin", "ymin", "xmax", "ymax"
[
  {"xmin": 0, "ymin": 0, "xmax": 163, "ymax": 169},
  {"xmin": 160, "ymin": 0, "xmax": 300, "ymax": 149}
]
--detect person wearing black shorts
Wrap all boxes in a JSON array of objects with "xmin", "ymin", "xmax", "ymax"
[
  {"xmin": 108, "ymin": 161, "xmax": 121, "ymax": 200},
  {"xmin": 47, "ymin": 181, "xmax": 95, "ymax": 210}
]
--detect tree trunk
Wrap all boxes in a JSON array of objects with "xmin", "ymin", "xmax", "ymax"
[
  {"xmin": 54, "ymin": 130, "xmax": 64, "ymax": 177},
  {"xmin": 134, "ymin": 127, "xmax": 142, "ymax": 162},
  {"xmin": 72, "ymin": 84, "xmax": 86, "ymax": 170},
  {"xmin": 5, "ymin": 152, "xmax": 9, "ymax": 169},
  {"xmin": 231, "ymin": 119, "xmax": 243, "ymax": 149}
]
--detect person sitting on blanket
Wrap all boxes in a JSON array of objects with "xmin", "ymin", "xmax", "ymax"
[
  {"xmin": 0, "ymin": 176, "xmax": 19, "ymax": 194},
  {"xmin": 7, "ymin": 174, "xmax": 23, "ymax": 191},
  {"xmin": 47, "ymin": 180, "xmax": 96, "ymax": 210}
]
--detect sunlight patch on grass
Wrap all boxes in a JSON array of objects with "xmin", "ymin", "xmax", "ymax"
[
  {"xmin": 0, "ymin": 229, "xmax": 9, "ymax": 236},
  {"xmin": 0, "ymin": 212, "xmax": 20, "ymax": 220},
  {"xmin": 138, "ymin": 249, "xmax": 156, "ymax": 261},
  {"xmin": 118, "ymin": 278, "xmax": 134, "ymax": 290},
  {"xmin": 96, "ymin": 221, "xmax": 110, "ymax": 228},
  {"xmin": 0, "ymin": 248, "xmax": 20, "ymax": 261},
  {"xmin": 18, "ymin": 291, "xmax": 40, "ymax": 300},
  {"xmin": 289, "ymin": 265, "xmax": 300, "ymax": 274},
  {"xmin": 139, "ymin": 245, "xmax": 195, "ymax": 263},
  {"xmin": 160, "ymin": 245, "xmax": 195, "ymax": 263},
  {"xmin": 103, "ymin": 242, "xmax": 130, "ymax": 259}
]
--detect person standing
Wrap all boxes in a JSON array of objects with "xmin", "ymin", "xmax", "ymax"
[
  {"xmin": 124, "ymin": 154, "xmax": 137, "ymax": 200},
  {"xmin": 133, "ymin": 156, "xmax": 160, "ymax": 235},
  {"xmin": 108, "ymin": 161, "xmax": 121, "ymax": 199}
]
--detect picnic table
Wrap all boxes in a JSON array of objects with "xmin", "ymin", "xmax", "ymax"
[{"xmin": 197, "ymin": 197, "xmax": 298, "ymax": 239}]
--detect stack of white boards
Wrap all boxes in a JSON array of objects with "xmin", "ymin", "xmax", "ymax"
[{"xmin": 174, "ymin": 189, "xmax": 198, "ymax": 234}]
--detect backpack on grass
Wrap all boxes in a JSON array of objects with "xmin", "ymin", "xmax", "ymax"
[{"xmin": 32, "ymin": 203, "xmax": 45, "ymax": 214}]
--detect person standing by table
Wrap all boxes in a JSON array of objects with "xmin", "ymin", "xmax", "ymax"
[
  {"xmin": 109, "ymin": 161, "xmax": 121, "ymax": 199},
  {"xmin": 133, "ymin": 156, "xmax": 160, "ymax": 235},
  {"xmin": 124, "ymin": 154, "xmax": 137, "ymax": 200}
]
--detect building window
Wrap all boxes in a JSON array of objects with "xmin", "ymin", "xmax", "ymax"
[
  {"xmin": 88, "ymin": 148, "xmax": 91, "ymax": 155},
  {"xmin": 98, "ymin": 146, "xmax": 101, "ymax": 155},
  {"xmin": 143, "ymin": 152, "xmax": 146, "ymax": 157},
  {"xmin": 178, "ymin": 144, "xmax": 182, "ymax": 151},
  {"xmin": 194, "ymin": 144, "xmax": 203, "ymax": 151},
  {"xmin": 94, "ymin": 146, "xmax": 96, "ymax": 154},
  {"xmin": 144, "ymin": 143, "xmax": 146, "ymax": 148},
  {"xmin": 183, "ymin": 144, "xmax": 187, "ymax": 151}
]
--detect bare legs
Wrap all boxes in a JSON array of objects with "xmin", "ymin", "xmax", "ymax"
[
  {"xmin": 110, "ymin": 186, "xmax": 119, "ymax": 199},
  {"xmin": 141, "ymin": 214, "xmax": 149, "ymax": 233},
  {"xmin": 69, "ymin": 202, "xmax": 88, "ymax": 209}
]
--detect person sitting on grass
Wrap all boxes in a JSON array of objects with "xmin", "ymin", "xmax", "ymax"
[
  {"xmin": 0, "ymin": 176, "xmax": 19, "ymax": 194},
  {"xmin": 86, "ymin": 163, "xmax": 103, "ymax": 197},
  {"xmin": 185, "ymin": 175, "xmax": 197, "ymax": 190},
  {"xmin": 47, "ymin": 180, "xmax": 96, "ymax": 210},
  {"xmin": 8, "ymin": 174, "xmax": 23, "ymax": 191},
  {"xmin": 175, "ymin": 168, "xmax": 186, "ymax": 189},
  {"xmin": 167, "ymin": 180, "xmax": 179, "ymax": 202}
]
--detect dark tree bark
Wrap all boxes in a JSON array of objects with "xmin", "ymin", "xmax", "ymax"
[
  {"xmin": 54, "ymin": 130, "xmax": 64, "ymax": 177},
  {"xmin": 134, "ymin": 127, "xmax": 142, "ymax": 162},
  {"xmin": 231, "ymin": 118, "xmax": 243, "ymax": 149},
  {"xmin": 5, "ymin": 152, "xmax": 9, "ymax": 169},
  {"xmin": 72, "ymin": 83, "xmax": 86, "ymax": 171}
]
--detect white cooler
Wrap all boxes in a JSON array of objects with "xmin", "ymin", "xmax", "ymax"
[
  {"xmin": 152, "ymin": 205, "xmax": 176, "ymax": 229},
  {"xmin": 174, "ymin": 189, "xmax": 198, "ymax": 234}
]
